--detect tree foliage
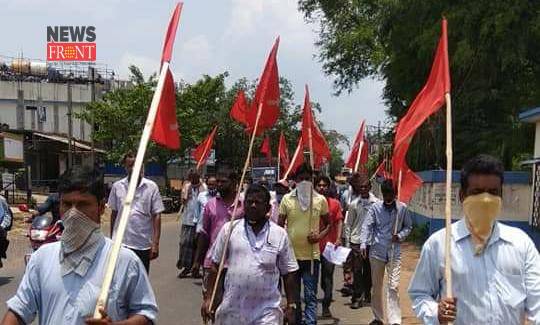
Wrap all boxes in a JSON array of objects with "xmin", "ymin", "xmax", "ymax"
[
  {"xmin": 79, "ymin": 66, "xmax": 346, "ymax": 176},
  {"xmin": 299, "ymin": 0, "xmax": 537, "ymax": 169}
]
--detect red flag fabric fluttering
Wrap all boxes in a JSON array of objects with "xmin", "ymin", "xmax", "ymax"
[
  {"xmin": 392, "ymin": 18, "xmax": 450, "ymax": 202},
  {"xmin": 345, "ymin": 120, "xmax": 368, "ymax": 172},
  {"xmin": 278, "ymin": 132, "xmax": 290, "ymax": 174},
  {"xmin": 260, "ymin": 135, "xmax": 272, "ymax": 164},
  {"xmin": 230, "ymin": 90, "xmax": 249, "ymax": 126},
  {"xmin": 160, "ymin": 3, "xmax": 183, "ymax": 66},
  {"xmin": 151, "ymin": 68, "xmax": 180, "ymax": 149},
  {"xmin": 301, "ymin": 85, "xmax": 331, "ymax": 169},
  {"xmin": 287, "ymin": 137, "xmax": 305, "ymax": 178},
  {"xmin": 246, "ymin": 37, "xmax": 281, "ymax": 135},
  {"xmin": 373, "ymin": 159, "xmax": 390, "ymax": 179},
  {"xmin": 193, "ymin": 126, "xmax": 218, "ymax": 169}
]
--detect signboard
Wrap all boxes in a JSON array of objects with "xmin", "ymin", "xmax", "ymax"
[
  {"xmin": 2, "ymin": 173, "xmax": 14, "ymax": 191},
  {"xmin": 1, "ymin": 133, "xmax": 24, "ymax": 163},
  {"xmin": 252, "ymin": 167, "xmax": 277, "ymax": 185}
]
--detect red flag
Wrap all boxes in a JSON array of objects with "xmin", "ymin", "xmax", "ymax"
[
  {"xmin": 392, "ymin": 19, "xmax": 450, "ymax": 201},
  {"xmin": 286, "ymin": 137, "xmax": 304, "ymax": 178},
  {"xmin": 301, "ymin": 85, "xmax": 331, "ymax": 169},
  {"xmin": 161, "ymin": 3, "xmax": 183, "ymax": 66},
  {"xmin": 260, "ymin": 135, "xmax": 272, "ymax": 164},
  {"xmin": 193, "ymin": 125, "xmax": 218, "ymax": 169},
  {"xmin": 278, "ymin": 132, "xmax": 290, "ymax": 174},
  {"xmin": 151, "ymin": 68, "xmax": 180, "ymax": 149},
  {"xmin": 246, "ymin": 37, "xmax": 280, "ymax": 135},
  {"xmin": 230, "ymin": 90, "xmax": 249, "ymax": 126},
  {"xmin": 373, "ymin": 159, "xmax": 390, "ymax": 179},
  {"xmin": 345, "ymin": 120, "xmax": 369, "ymax": 172},
  {"xmin": 398, "ymin": 163, "xmax": 423, "ymax": 203}
]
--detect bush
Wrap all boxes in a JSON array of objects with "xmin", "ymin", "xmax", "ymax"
[{"xmin": 408, "ymin": 222, "xmax": 429, "ymax": 246}]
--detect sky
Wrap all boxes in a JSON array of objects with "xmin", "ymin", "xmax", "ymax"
[{"xmin": 1, "ymin": 0, "xmax": 387, "ymax": 149}]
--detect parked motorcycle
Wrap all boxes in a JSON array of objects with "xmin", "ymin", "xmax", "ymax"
[{"xmin": 19, "ymin": 204, "xmax": 63, "ymax": 266}]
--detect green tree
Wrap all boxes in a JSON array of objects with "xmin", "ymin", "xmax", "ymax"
[
  {"xmin": 299, "ymin": 0, "xmax": 537, "ymax": 169},
  {"xmin": 80, "ymin": 66, "xmax": 348, "ymax": 177}
]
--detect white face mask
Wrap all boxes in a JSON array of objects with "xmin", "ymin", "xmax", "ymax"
[
  {"xmin": 61, "ymin": 208, "xmax": 100, "ymax": 254},
  {"xmin": 296, "ymin": 180, "xmax": 312, "ymax": 212},
  {"xmin": 463, "ymin": 192, "xmax": 502, "ymax": 254}
]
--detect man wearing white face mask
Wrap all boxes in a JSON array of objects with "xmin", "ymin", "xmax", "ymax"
[
  {"xmin": 408, "ymin": 154, "xmax": 540, "ymax": 324},
  {"xmin": 279, "ymin": 163, "xmax": 331, "ymax": 325},
  {"xmin": 1, "ymin": 166, "xmax": 157, "ymax": 325}
]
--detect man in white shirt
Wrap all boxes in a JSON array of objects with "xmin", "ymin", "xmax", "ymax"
[{"xmin": 108, "ymin": 151, "xmax": 164, "ymax": 273}]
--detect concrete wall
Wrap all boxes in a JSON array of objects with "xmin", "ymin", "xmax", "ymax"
[
  {"xmin": 0, "ymin": 80, "xmax": 92, "ymax": 142},
  {"xmin": 535, "ymin": 122, "xmax": 540, "ymax": 158}
]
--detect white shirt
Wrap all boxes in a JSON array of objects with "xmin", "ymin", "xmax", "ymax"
[
  {"xmin": 211, "ymin": 219, "xmax": 298, "ymax": 324},
  {"xmin": 108, "ymin": 177, "xmax": 165, "ymax": 250}
]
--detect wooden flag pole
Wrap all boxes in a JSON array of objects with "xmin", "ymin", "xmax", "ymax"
[
  {"xmin": 281, "ymin": 140, "xmax": 302, "ymax": 181},
  {"xmin": 444, "ymin": 92, "xmax": 453, "ymax": 318},
  {"xmin": 388, "ymin": 169, "xmax": 402, "ymax": 289},
  {"xmin": 207, "ymin": 102, "xmax": 263, "ymax": 316},
  {"xmin": 307, "ymin": 122, "xmax": 317, "ymax": 275},
  {"xmin": 93, "ymin": 62, "xmax": 170, "ymax": 318},
  {"xmin": 353, "ymin": 140, "xmax": 365, "ymax": 173}
]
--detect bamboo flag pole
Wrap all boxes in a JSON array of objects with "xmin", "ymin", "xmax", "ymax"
[
  {"xmin": 93, "ymin": 62, "xmax": 170, "ymax": 318},
  {"xmin": 207, "ymin": 102, "xmax": 263, "ymax": 315},
  {"xmin": 388, "ymin": 169, "xmax": 402, "ymax": 289},
  {"xmin": 353, "ymin": 140, "xmax": 365, "ymax": 174},
  {"xmin": 444, "ymin": 92, "xmax": 453, "ymax": 313},
  {"xmin": 307, "ymin": 122, "xmax": 316, "ymax": 275},
  {"xmin": 281, "ymin": 140, "xmax": 302, "ymax": 181}
]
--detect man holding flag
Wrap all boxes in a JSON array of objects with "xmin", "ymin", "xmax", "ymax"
[{"xmin": 408, "ymin": 155, "xmax": 540, "ymax": 324}]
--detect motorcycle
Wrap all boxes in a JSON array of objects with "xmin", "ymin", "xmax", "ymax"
[{"xmin": 19, "ymin": 204, "xmax": 63, "ymax": 266}]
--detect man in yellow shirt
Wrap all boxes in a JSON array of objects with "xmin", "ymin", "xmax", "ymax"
[{"xmin": 279, "ymin": 163, "xmax": 330, "ymax": 325}]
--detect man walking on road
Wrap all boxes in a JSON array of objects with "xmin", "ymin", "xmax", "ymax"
[
  {"xmin": 193, "ymin": 172, "xmax": 243, "ymax": 302},
  {"xmin": 314, "ymin": 174, "xmax": 343, "ymax": 318},
  {"xmin": 360, "ymin": 179, "xmax": 412, "ymax": 325},
  {"xmin": 177, "ymin": 170, "xmax": 206, "ymax": 278},
  {"xmin": 1, "ymin": 166, "xmax": 157, "ymax": 325},
  {"xmin": 202, "ymin": 184, "xmax": 298, "ymax": 325},
  {"xmin": 108, "ymin": 151, "xmax": 164, "ymax": 273},
  {"xmin": 344, "ymin": 173, "xmax": 379, "ymax": 309},
  {"xmin": 279, "ymin": 164, "xmax": 330, "ymax": 325}
]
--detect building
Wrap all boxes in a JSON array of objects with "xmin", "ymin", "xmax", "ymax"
[{"xmin": 0, "ymin": 56, "xmax": 119, "ymax": 193}]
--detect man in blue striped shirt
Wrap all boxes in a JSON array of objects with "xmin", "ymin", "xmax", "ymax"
[{"xmin": 408, "ymin": 155, "xmax": 540, "ymax": 324}]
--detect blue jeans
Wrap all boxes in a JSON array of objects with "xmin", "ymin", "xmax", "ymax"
[{"xmin": 295, "ymin": 260, "xmax": 320, "ymax": 325}]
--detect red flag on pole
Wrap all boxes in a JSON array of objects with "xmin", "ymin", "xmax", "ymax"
[
  {"xmin": 230, "ymin": 90, "xmax": 249, "ymax": 126},
  {"xmin": 373, "ymin": 159, "xmax": 390, "ymax": 179},
  {"xmin": 345, "ymin": 119, "xmax": 368, "ymax": 172},
  {"xmin": 161, "ymin": 3, "xmax": 183, "ymax": 66},
  {"xmin": 246, "ymin": 37, "xmax": 280, "ymax": 135},
  {"xmin": 260, "ymin": 135, "xmax": 272, "ymax": 164},
  {"xmin": 193, "ymin": 125, "xmax": 218, "ymax": 170},
  {"xmin": 301, "ymin": 85, "xmax": 330, "ymax": 169},
  {"xmin": 287, "ymin": 137, "xmax": 304, "ymax": 177},
  {"xmin": 278, "ymin": 132, "xmax": 290, "ymax": 173},
  {"xmin": 150, "ymin": 68, "xmax": 180, "ymax": 149},
  {"xmin": 392, "ymin": 18, "xmax": 450, "ymax": 202}
]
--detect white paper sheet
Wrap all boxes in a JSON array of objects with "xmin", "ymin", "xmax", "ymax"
[{"xmin": 322, "ymin": 242, "xmax": 352, "ymax": 266}]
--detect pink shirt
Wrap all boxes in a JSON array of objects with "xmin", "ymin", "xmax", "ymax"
[{"xmin": 200, "ymin": 196, "xmax": 243, "ymax": 268}]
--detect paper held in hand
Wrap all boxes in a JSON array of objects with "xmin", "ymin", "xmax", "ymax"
[{"xmin": 322, "ymin": 242, "xmax": 351, "ymax": 266}]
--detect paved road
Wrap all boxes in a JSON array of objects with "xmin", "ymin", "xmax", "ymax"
[{"xmin": 0, "ymin": 216, "xmax": 420, "ymax": 324}]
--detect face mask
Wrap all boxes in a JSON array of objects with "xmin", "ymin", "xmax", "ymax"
[
  {"xmin": 463, "ymin": 192, "xmax": 502, "ymax": 254},
  {"xmin": 296, "ymin": 181, "xmax": 312, "ymax": 212},
  {"xmin": 61, "ymin": 208, "xmax": 101, "ymax": 254},
  {"xmin": 208, "ymin": 189, "xmax": 218, "ymax": 197}
]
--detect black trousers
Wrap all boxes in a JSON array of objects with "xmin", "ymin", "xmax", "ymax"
[
  {"xmin": 130, "ymin": 248, "xmax": 151, "ymax": 274},
  {"xmin": 320, "ymin": 255, "xmax": 335, "ymax": 307},
  {"xmin": 351, "ymin": 244, "xmax": 371, "ymax": 301}
]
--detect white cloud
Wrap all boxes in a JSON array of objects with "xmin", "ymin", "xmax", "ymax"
[{"xmin": 117, "ymin": 52, "xmax": 160, "ymax": 80}]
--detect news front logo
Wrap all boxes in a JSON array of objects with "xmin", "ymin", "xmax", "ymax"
[{"xmin": 46, "ymin": 26, "xmax": 96, "ymax": 62}]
